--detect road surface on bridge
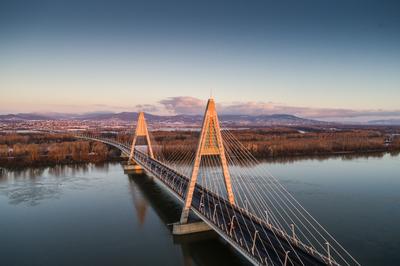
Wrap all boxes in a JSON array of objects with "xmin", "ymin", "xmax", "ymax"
[{"xmin": 79, "ymin": 136, "xmax": 332, "ymax": 266}]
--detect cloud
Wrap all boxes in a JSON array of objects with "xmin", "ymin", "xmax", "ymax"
[
  {"xmin": 135, "ymin": 104, "xmax": 160, "ymax": 113},
  {"xmin": 224, "ymin": 103, "xmax": 400, "ymax": 119},
  {"xmin": 157, "ymin": 96, "xmax": 400, "ymax": 120},
  {"xmin": 159, "ymin": 96, "xmax": 206, "ymax": 115},
  {"xmin": 221, "ymin": 102, "xmax": 349, "ymax": 118}
]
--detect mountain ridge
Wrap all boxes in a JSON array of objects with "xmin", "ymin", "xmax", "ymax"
[
  {"xmin": 368, "ymin": 119, "xmax": 400, "ymax": 125},
  {"xmin": 0, "ymin": 111, "xmax": 328, "ymax": 126}
]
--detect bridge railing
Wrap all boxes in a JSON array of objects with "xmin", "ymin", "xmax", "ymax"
[
  {"xmin": 73, "ymin": 133, "xmax": 355, "ymax": 266},
  {"xmin": 131, "ymin": 147, "xmax": 335, "ymax": 265}
]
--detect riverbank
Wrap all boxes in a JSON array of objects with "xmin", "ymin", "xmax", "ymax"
[
  {"xmin": 0, "ymin": 156, "xmax": 124, "ymax": 169},
  {"xmin": 147, "ymin": 128, "xmax": 400, "ymax": 159},
  {"xmin": 1, "ymin": 129, "xmax": 399, "ymax": 168},
  {"xmin": 0, "ymin": 133, "xmax": 122, "ymax": 168}
]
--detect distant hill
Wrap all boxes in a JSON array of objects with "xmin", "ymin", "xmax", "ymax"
[
  {"xmin": 0, "ymin": 112, "xmax": 328, "ymax": 126},
  {"xmin": 0, "ymin": 113, "xmax": 55, "ymax": 121},
  {"xmin": 368, "ymin": 119, "xmax": 400, "ymax": 125},
  {"xmin": 219, "ymin": 114, "xmax": 322, "ymax": 125}
]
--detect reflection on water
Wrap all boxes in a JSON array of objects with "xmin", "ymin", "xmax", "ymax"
[
  {"xmin": 0, "ymin": 153, "xmax": 399, "ymax": 265},
  {"xmin": 260, "ymin": 150, "xmax": 400, "ymax": 164},
  {"xmin": 126, "ymin": 174, "xmax": 248, "ymax": 266},
  {"xmin": 0, "ymin": 163, "xmax": 112, "ymax": 180},
  {"xmin": 0, "ymin": 162, "xmax": 248, "ymax": 266},
  {"xmin": 265, "ymin": 153, "xmax": 400, "ymax": 266},
  {"xmin": 0, "ymin": 163, "xmax": 110, "ymax": 206},
  {"xmin": 128, "ymin": 177, "xmax": 148, "ymax": 226}
]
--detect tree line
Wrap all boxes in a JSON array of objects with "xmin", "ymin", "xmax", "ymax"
[
  {"xmin": 1, "ymin": 128, "xmax": 399, "ymax": 167},
  {"xmin": 0, "ymin": 133, "xmax": 121, "ymax": 167},
  {"xmin": 134, "ymin": 128, "xmax": 400, "ymax": 158}
]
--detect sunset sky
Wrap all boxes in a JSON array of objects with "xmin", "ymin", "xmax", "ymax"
[{"xmin": 0, "ymin": 0, "xmax": 399, "ymax": 122}]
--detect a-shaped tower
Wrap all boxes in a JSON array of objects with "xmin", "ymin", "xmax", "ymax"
[{"xmin": 180, "ymin": 98, "xmax": 235, "ymax": 223}]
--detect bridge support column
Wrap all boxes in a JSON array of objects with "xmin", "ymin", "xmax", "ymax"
[
  {"xmin": 124, "ymin": 112, "xmax": 154, "ymax": 175},
  {"xmin": 179, "ymin": 98, "xmax": 235, "ymax": 225},
  {"xmin": 172, "ymin": 221, "xmax": 212, "ymax": 235},
  {"xmin": 124, "ymin": 162, "xmax": 144, "ymax": 174},
  {"xmin": 128, "ymin": 112, "xmax": 154, "ymax": 164}
]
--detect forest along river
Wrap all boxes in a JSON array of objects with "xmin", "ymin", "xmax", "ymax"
[{"xmin": 0, "ymin": 153, "xmax": 399, "ymax": 266}]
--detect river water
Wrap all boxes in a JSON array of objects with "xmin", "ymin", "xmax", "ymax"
[{"xmin": 0, "ymin": 153, "xmax": 399, "ymax": 266}]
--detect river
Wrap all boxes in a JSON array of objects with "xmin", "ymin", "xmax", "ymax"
[{"xmin": 0, "ymin": 153, "xmax": 399, "ymax": 265}]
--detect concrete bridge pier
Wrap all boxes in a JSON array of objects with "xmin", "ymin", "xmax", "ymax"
[
  {"xmin": 124, "ymin": 163, "xmax": 144, "ymax": 174},
  {"xmin": 172, "ymin": 220, "xmax": 212, "ymax": 235},
  {"xmin": 173, "ymin": 229, "xmax": 216, "ymax": 243}
]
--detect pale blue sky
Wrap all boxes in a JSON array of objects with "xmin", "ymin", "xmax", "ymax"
[{"xmin": 0, "ymin": 0, "xmax": 399, "ymax": 120}]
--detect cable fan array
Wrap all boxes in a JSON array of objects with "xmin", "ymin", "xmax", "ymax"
[{"xmin": 144, "ymin": 128, "xmax": 359, "ymax": 266}]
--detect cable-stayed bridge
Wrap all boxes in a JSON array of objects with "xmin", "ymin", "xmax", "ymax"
[{"xmin": 70, "ymin": 98, "xmax": 359, "ymax": 266}]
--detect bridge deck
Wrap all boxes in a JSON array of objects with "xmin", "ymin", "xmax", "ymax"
[{"xmin": 81, "ymin": 136, "xmax": 332, "ymax": 266}]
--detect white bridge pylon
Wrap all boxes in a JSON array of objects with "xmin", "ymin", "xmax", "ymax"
[
  {"xmin": 180, "ymin": 98, "xmax": 235, "ymax": 223},
  {"xmin": 127, "ymin": 100, "xmax": 235, "ymax": 225},
  {"xmin": 128, "ymin": 111, "xmax": 154, "ymax": 165}
]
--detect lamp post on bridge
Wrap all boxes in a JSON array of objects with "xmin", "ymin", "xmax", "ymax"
[
  {"xmin": 284, "ymin": 251, "xmax": 290, "ymax": 266},
  {"xmin": 326, "ymin": 242, "xmax": 332, "ymax": 265},
  {"xmin": 213, "ymin": 204, "xmax": 219, "ymax": 223},
  {"xmin": 251, "ymin": 230, "xmax": 259, "ymax": 255}
]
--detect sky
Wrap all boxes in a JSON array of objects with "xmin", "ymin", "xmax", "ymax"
[{"xmin": 0, "ymin": 0, "xmax": 399, "ymax": 122}]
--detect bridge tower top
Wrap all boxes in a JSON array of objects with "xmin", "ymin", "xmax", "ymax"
[
  {"xmin": 180, "ymin": 98, "xmax": 235, "ymax": 223},
  {"xmin": 129, "ymin": 112, "xmax": 154, "ymax": 163}
]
